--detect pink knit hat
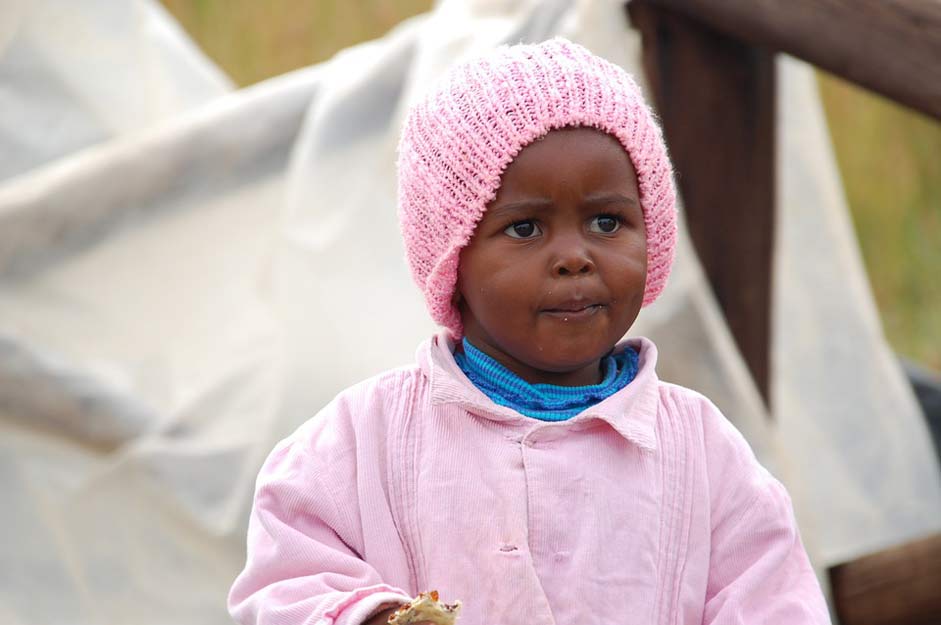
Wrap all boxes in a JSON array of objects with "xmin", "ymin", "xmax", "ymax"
[{"xmin": 397, "ymin": 38, "xmax": 677, "ymax": 339}]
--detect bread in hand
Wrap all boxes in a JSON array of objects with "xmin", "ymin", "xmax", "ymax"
[{"xmin": 387, "ymin": 591, "xmax": 461, "ymax": 625}]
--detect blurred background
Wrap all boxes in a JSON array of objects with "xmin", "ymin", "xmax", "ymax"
[
  {"xmin": 157, "ymin": 0, "xmax": 941, "ymax": 372},
  {"xmin": 2, "ymin": 1, "xmax": 939, "ymax": 624}
]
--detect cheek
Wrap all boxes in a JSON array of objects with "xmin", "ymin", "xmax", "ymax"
[
  {"xmin": 459, "ymin": 257, "xmax": 535, "ymax": 328},
  {"xmin": 612, "ymin": 235, "xmax": 645, "ymax": 266},
  {"xmin": 624, "ymin": 237, "xmax": 648, "ymax": 280},
  {"xmin": 608, "ymin": 250, "xmax": 648, "ymax": 302},
  {"xmin": 466, "ymin": 266, "xmax": 520, "ymax": 312}
]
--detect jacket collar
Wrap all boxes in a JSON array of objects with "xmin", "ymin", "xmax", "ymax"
[{"xmin": 417, "ymin": 333, "xmax": 660, "ymax": 452}]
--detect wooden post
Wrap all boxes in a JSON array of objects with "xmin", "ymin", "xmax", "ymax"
[
  {"xmin": 629, "ymin": 0, "xmax": 941, "ymax": 120},
  {"xmin": 628, "ymin": 1, "xmax": 776, "ymax": 403},
  {"xmin": 829, "ymin": 532, "xmax": 941, "ymax": 625},
  {"xmin": 625, "ymin": 4, "xmax": 941, "ymax": 624}
]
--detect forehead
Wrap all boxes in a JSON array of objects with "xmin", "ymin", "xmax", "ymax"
[{"xmin": 490, "ymin": 126, "xmax": 639, "ymax": 204}]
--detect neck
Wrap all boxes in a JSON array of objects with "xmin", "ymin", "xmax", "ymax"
[{"xmin": 462, "ymin": 338, "xmax": 604, "ymax": 386}]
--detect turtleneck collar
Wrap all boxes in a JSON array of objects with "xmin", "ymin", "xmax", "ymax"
[{"xmin": 453, "ymin": 338, "xmax": 638, "ymax": 421}]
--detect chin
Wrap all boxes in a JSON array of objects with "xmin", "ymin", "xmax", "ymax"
[{"xmin": 529, "ymin": 342, "xmax": 615, "ymax": 373}]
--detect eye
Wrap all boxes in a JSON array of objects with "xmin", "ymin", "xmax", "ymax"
[
  {"xmin": 504, "ymin": 220, "xmax": 542, "ymax": 239},
  {"xmin": 589, "ymin": 215, "xmax": 621, "ymax": 234}
]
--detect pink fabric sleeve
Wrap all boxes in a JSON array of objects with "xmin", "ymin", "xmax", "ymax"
[
  {"xmin": 699, "ymin": 398, "xmax": 832, "ymax": 624},
  {"xmin": 227, "ymin": 437, "xmax": 410, "ymax": 625}
]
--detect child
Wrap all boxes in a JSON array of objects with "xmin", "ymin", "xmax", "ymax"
[{"xmin": 228, "ymin": 39, "xmax": 830, "ymax": 625}]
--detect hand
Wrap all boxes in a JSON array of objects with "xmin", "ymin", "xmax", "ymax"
[
  {"xmin": 362, "ymin": 606, "xmax": 435, "ymax": 625},
  {"xmin": 363, "ymin": 605, "xmax": 400, "ymax": 625}
]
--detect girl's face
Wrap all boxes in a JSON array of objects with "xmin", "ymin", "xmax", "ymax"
[{"xmin": 457, "ymin": 127, "xmax": 647, "ymax": 387}]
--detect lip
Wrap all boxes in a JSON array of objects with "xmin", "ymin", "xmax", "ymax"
[{"xmin": 540, "ymin": 301, "xmax": 607, "ymax": 321}]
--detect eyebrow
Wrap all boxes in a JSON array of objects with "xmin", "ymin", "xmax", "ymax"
[
  {"xmin": 582, "ymin": 193, "xmax": 640, "ymax": 208},
  {"xmin": 489, "ymin": 193, "xmax": 640, "ymax": 218},
  {"xmin": 488, "ymin": 198, "xmax": 554, "ymax": 217}
]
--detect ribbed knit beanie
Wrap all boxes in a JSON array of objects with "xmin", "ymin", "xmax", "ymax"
[{"xmin": 397, "ymin": 38, "xmax": 677, "ymax": 339}]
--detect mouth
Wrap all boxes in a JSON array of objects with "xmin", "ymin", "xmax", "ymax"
[{"xmin": 540, "ymin": 301, "xmax": 606, "ymax": 321}]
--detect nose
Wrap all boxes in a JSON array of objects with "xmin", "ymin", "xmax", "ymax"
[{"xmin": 551, "ymin": 237, "xmax": 595, "ymax": 277}]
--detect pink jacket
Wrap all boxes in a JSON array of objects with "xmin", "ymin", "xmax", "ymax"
[{"xmin": 229, "ymin": 336, "xmax": 830, "ymax": 625}]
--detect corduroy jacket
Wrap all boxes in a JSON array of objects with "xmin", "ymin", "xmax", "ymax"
[{"xmin": 229, "ymin": 335, "xmax": 830, "ymax": 625}]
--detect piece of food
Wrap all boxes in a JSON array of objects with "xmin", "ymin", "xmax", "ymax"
[{"xmin": 387, "ymin": 590, "xmax": 462, "ymax": 625}]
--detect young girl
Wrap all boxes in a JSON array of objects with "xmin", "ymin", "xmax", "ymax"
[{"xmin": 228, "ymin": 39, "xmax": 830, "ymax": 625}]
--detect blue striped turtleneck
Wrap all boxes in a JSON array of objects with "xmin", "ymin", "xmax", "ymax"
[{"xmin": 454, "ymin": 338, "xmax": 638, "ymax": 421}]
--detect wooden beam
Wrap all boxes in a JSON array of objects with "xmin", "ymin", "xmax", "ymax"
[
  {"xmin": 631, "ymin": 0, "xmax": 941, "ymax": 119},
  {"xmin": 829, "ymin": 532, "xmax": 941, "ymax": 625},
  {"xmin": 628, "ymin": 2, "xmax": 776, "ymax": 403}
]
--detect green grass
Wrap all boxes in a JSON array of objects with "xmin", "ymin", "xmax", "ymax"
[
  {"xmin": 817, "ymin": 74, "xmax": 941, "ymax": 369},
  {"xmin": 160, "ymin": 0, "xmax": 432, "ymax": 85},
  {"xmin": 159, "ymin": 1, "xmax": 941, "ymax": 370}
]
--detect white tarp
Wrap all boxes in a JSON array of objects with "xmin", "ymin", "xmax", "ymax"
[
  {"xmin": 0, "ymin": 0, "xmax": 232, "ymax": 182},
  {"xmin": 1, "ymin": 1, "xmax": 938, "ymax": 623}
]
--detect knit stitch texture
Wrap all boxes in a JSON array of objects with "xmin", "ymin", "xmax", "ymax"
[
  {"xmin": 396, "ymin": 38, "xmax": 677, "ymax": 338},
  {"xmin": 454, "ymin": 338, "xmax": 639, "ymax": 421}
]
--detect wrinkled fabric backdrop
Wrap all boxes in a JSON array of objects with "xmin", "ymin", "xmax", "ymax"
[{"xmin": 1, "ymin": 1, "xmax": 938, "ymax": 624}]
